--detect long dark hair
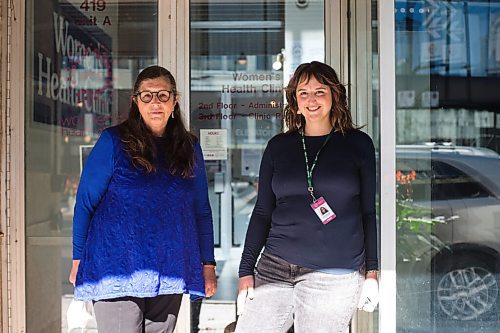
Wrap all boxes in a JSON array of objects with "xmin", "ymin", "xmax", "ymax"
[
  {"xmin": 283, "ymin": 61, "xmax": 355, "ymax": 134},
  {"xmin": 118, "ymin": 65, "xmax": 196, "ymax": 177}
]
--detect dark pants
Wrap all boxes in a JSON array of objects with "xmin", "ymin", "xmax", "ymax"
[{"xmin": 93, "ymin": 294, "xmax": 183, "ymax": 333}]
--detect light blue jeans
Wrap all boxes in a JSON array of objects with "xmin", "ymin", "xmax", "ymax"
[{"xmin": 235, "ymin": 252, "xmax": 364, "ymax": 333}]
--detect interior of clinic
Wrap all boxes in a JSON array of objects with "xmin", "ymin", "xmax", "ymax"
[{"xmin": 8, "ymin": 0, "xmax": 500, "ymax": 332}]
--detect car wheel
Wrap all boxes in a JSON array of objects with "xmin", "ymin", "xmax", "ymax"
[{"xmin": 434, "ymin": 255, "xmax": 498, "ymax": 321}]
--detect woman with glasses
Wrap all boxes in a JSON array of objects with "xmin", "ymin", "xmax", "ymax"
[
  {"xmin": 68, "ymin": 65, "xmax": 216, "ymax": 333},
  {"xmin": 235, "ymin": 62, "xmax": 379, "ymax": 333}
]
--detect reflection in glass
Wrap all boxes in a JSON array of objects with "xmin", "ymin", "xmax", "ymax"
[
  {"xmin": 395, "ymin": 1, "xmax": 500, "ymax": 332},
  {"xmin": 25, "ymin": 1, "xmax": 157, "ymax": 332}
]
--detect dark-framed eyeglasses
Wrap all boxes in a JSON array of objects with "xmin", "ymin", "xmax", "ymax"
[{"xmin": 135, "ymin": 90, "xmax": 174, "ymax": 103}]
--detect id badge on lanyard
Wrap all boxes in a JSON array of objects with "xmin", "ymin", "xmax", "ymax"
[
  {"xmin": 310, "ymin": 196, "xmax": 336, "ymax": 224},
  {"xmin": 302, "ymin": 131, "xmax": 337, "ymax": 225}
]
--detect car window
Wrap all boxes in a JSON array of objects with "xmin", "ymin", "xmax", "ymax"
[
  {"xmin": 396, "ymin": 158, "xmax": 432, "ymax": 201},
  {"xmin": 431, "ymin": 160, "xmax": 494, "ymax": 200}
]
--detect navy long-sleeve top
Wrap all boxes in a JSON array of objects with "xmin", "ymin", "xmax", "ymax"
[
  {"xmin": 239, "ymin": 130, "xmax": 378, "ymax": 277},
  {"xmin": 73, "ymin": 126, "xmax": 214, "ymax": 301}
]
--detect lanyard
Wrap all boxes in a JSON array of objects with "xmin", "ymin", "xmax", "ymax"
[{"xmin": 301, "ymin": 130, "xmax": 333, "ymax": 202}]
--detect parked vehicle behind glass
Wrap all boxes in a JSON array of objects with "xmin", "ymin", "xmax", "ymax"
[{"xmin": 397, "ymin": 144, "xmax": 500, "ymax": 327}]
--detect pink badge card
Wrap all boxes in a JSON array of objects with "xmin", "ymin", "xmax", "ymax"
[{"xmin": 310, "ymin": 196, "xmax": 336, "ymax": 224}]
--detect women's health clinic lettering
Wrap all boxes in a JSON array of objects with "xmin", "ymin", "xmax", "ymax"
[
  {"xmin": 222, "ymin": 72, "xmax": 284, "ymax": 93},
  {"xmin": 221, "ymin": 84, "xmax": 283, "ymax": 93},
  {"xmin": 37, "ymin": 12, "xmax": 112, "ymax": 115}
]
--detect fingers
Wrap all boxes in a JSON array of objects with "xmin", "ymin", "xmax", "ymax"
[
  {"xmin": 69, "ymin": 260, "xmax": 80, "ymax": 287},
  {"xmin": 357, "ymin": 297, "xmax": 365, "ymax": 310},
  {"xmin": 236, "ymin": 291, "xmax": 246, "ymax": 316},
  {"xmin": 205, "ymin": 283, "xmax": 216, "ymax": 298},
  {"xmin": 358, "ymin": 296, "xmax": 376, "ymax": 312},
  {"xmin": 247, "ymin": 287, "xmax": 254, "ymax": 300},
  {"xmin": 237, "ymin": 275, "xmax": 255, "ymax": 316},
  {"xmin": 205, "ymin": 278, "xmax": 217, "ymax": 298},
  {"xmin": 236, "ymin": 287, "xmax": 254, "ymax": 316},
  {"xmin": 357, "ymin": 278, "xmax": 379, "ymax": 312},
  {"xmin": 203, "ymin": 265, "xmax": 217, "ymax": 298},
  {"xmin": 68, "ymin": 269, "xmax": 77, "ymax": 286}
]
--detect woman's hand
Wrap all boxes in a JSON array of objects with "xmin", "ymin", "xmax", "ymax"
[
  {"xmin": 236, "ymin": 275, "xmax": 255, "ymax": 316},
  {"xmin": 68, "ymin": 260, "xmax": 80, "ymax": 286},
  {"xmin": 357, "ymin": 276, "xmax": 379, "ymax": 312},
  {"xmin": 203, "ymin": 265, "xmax": 217, "ymax": 298}
]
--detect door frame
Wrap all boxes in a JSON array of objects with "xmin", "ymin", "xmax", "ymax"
[
  {"xmin": 378, "ymin": 1, "xmax": 397, "ymax": 333},
  {"xmin": 8, "ymin": 0, "xmax": 27, "ymax": 330}
]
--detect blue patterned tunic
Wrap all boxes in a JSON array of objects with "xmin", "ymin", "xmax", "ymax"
[{"xmin": 72, "ymin": 126, "xmax": 214, "ymax": 301}]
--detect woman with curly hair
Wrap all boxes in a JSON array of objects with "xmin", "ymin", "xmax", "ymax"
[
  {"xmin": 236, "ymin": 61, "xmax": 379, "ymax": 333},
  {"xmin": 69, "ymin": 65, "xmax": 216, "ymax": 333}
]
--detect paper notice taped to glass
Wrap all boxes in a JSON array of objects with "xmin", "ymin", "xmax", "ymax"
[{"xmin": 200, "ymin": 129, "xmax": 228, "ymax": 160}]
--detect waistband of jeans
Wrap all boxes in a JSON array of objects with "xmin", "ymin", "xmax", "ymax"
[{"xmin": 262, "ymin": 249, "xmax": 366, "ymax": 274}]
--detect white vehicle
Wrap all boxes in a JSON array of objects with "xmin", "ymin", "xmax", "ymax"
[{"xmin": 397, "ymin": 144, "xmax": 500, "ymax": 323}]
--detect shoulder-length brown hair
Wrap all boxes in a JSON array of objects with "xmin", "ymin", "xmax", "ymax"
[
  {"xmin": 283, "ymin": 61, "xmax": 355, "ymax": 134},
  {"xmin": 118, "ymin": 65, "xmax": 196, "ymax": 177}
]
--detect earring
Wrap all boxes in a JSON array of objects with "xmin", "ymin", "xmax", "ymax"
[
  {"xmin": 171, "ymin": 112, "xmax": 175, "ymax": 119},
  {"xmin": 297, "ymin": 110, "xmax": 301, "ymax": 114}
]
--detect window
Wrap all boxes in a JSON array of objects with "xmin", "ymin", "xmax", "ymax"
[{"xmin": 431, "ymin": 160, "xmax": 493, "ymax": 200}]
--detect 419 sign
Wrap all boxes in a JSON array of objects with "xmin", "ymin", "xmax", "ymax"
[
  {"xmin": 80, "ymin": 0, "xmax": 106, "ymax": 11},
  {"xmin": 78, "ymin": 0, "xmax": 112, "ymax": 26}
]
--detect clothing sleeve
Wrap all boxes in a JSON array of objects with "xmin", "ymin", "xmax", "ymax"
[
  {"xmin": 193, "ymin": 143, "xmax": 215, "ymax": 263},
  {"xmin": 360, "ymin": 137, "xmax": 379, "ymax": 271},
  {"xmin": 72, "ymin": 130, "xmax": 115, "ymax": 259},
  {"xmin": 238, "ymin": 142, "xmax": 276, "ymax": 277}
]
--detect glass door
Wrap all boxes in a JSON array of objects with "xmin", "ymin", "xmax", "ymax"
[
  {"xmin": 188, "ymin": 1, "xmax": 381, "ymax": 332},
  {"xmin": 395, "ymin": 1, "xmax": 500, "ymax": 332},
  {"xmin": 189, "ymin": 0, "xmax": 326, "ymax": 331},
  {"xmin": 25, "ymin": 1, "xmax": 158, "ymax": 332},
  {"xmin": 188, "ymin": 1, "xmax": 351, "ymax": 332}
]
